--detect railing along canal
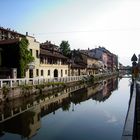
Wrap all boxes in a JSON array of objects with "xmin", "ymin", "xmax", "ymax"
[
  {"xmin": 0, "ymin": 73, "xmax": 117, "ymax": 89},
  {"xmin": 0, "ymin": 75, "xmax": 87, "ymax": 89}
]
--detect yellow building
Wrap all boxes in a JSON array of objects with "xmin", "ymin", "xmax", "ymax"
[
  {"xmin": 25, "ymin": 35, "xmax": 40, "ymax": 78},
  {"xmin": 39, "ymin": 41, "xmax": 68, "ymax": 78}
]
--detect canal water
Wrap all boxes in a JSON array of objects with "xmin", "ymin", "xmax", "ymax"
[{"xmin": 0, "ymin": 77, "xmax": 131, "ymax": 140}]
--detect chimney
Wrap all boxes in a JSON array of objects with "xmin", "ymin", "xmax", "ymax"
[{"xmin": 26, "ymin": 32, "xmax": 28, "ymax": 36}]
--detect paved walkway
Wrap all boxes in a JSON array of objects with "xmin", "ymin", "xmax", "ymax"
[
  {"xmin": 122, "ymin": 81, "xmax": 140, "ymax": 140},
  {"xmin": 136, "ymin": 83, "xmax": 140, "ymax": 140}
]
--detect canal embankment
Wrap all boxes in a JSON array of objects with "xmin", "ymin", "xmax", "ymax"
[
  {"xmin": 0, "ymin": 73, "xmax": 118, "ymax": 102},
  {"xmin": 0, "ymin": 80, "xmax": 104, "ymax": 123},
  {"xmin": 122, "ymin": 80, "xmax": 140, "ymax": 140},
  {"xmin": 136, "ymin": 81, "xmax": 140, "ymax": 140}
]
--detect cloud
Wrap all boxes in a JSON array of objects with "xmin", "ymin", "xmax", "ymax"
[{"xmin": 103, "ymin": 110, "xmax": 118, "ymax": 124}]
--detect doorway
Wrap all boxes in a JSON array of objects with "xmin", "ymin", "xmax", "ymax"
[{"xmin": 54, "ymin": 69, "xmax": 58, "ymax": 77}]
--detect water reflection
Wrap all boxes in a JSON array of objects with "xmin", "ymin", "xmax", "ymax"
[{"xmin": 0, "ymin": 76, "xmax": 120, "ymax": 139}]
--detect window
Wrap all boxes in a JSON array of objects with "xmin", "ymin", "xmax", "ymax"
[
  {"xmin": 29, "ymin": 69, "xmax": 33, "ymax": 78},
  {"xmin": 65, "ymin": 70, "xmax": 67, "ymax": 75},
  {"xmin": 61, "ymin": 69, "xmax": 63, "ymax": 77},
  {"xmin": 36, "ymin": 69, "xmax": 39, "ymax": 76},
  {"xmin": 48, "ymin": 70, "xmax": 50, "ymax": 76},
  {"xmin": 36, "ymin": 50, "xmax": 39, "ymax": 58},
  {"xmin": 30, "ymin": 49, "xmax": 32, "ymax": 56},
  {"xmin": 41, "ymin": 70, "xmax": 44, "ymax": 76}
]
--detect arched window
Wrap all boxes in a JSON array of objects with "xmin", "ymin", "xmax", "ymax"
[{"xmin": 54, "ymin": 69, "xmax": 58, "ymax": 77}]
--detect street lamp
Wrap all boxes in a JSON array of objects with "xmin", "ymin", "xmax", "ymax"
[{"xmin": 131, "ymin": 54, "xmax": 138, "ymax": 81}]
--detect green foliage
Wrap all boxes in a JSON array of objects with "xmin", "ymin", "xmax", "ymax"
[
  {"xmin": 19, "ymin": 84, "xmax": 33, "ymax": 96},
  {"xmin": 62, "ymin": 103, "xmax": 71, "ymax": 111},
  {"xmin": 59, "ymin": 40, "xmax": 71, "ymax": 57},
  {"xmin": 19, "ymin": 37, "xmax": 34, "ymax": 78},
  {"xmin": 47, "ymin": 82, "xmax": 66, "ymax": 87},
  {"xmin": 88, "ymin": 75, "xmax": 94, "ymax": 83},
  {"xmin": 35, "ymin": 84, "xmax": 45, "ymax": 94},
  {"xmin": 2, "ymin": 85, "xmax": 10, "ymax": 98},
  {"xmin": 36, "ymin": 84, "xmax": 45, "ymax": 89}
]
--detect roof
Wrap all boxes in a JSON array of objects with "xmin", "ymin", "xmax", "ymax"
[
  {"xmin": 79, "ymin": 50, "xmax": 100, "ymax": 60},
  {"xmin": 0, "ymin": 27, "xmax": 25, "ymax": 37},
  {"xmin": 71, "ymin": 62, "xmax": 86, "ymax": 69},
  {"xmin": 40, "ymin": 48, "xmax": 68, "ymax": 59},
  {"xmin": 0, "ymin": 39, "xmax": 19, "ymax": 45},
  {"xmin": 40, "ymin": 41, "xmax": 59, "ymax": 51}
]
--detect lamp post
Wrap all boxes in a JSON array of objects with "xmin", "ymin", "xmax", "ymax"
[{"xmin": 131, "ymin": 54, "xmax": 138, "ymax": 81}]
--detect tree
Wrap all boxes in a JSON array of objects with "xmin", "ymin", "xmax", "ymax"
[
  {"xmin": 19, "ymin": 37, "xmax": 34, "ymax": 78},
  {"xmin": 59, "ymin": 41, "xmax": 71, "ymax": 57}
]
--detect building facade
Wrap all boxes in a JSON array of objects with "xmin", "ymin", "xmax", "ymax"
[
  {"xmin": 39, "ymin": 41, "xmax": 69, "ymax": 78},
  {"xmin": 0, "ymin": 27, "xmax": 26, "ymax": 78},
  {"xmin": 0, "ymin": 27, "xmax": 41, "ymax": 78},
  {"xmin": 70, "ymin": 50, "xmax": 101, "ymax": 76},
  {"xmin": 25, "ymin": 36, "xmax": 40, "ymax": 78},
  {"xmin": 0, "ymin": 27, "xmax": 25, "ymax": 41},
  {"xmin": 0, "ymin": 27, "xmax": 119, "ymax": 79},
  {"xmin": 87, "ymin": 47, "xmax": 118, "ymax": 73}
]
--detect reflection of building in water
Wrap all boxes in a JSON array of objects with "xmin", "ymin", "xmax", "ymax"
[
  {"xmin": 70, "ymin": 77, "xmax": 118, "ymax": 104},
  {"xmin": 40, "ymin": 84, "xmax": 85, "ymax": 115},
  {"xmin": 0, "ymin": 77, "xmax": 119, "ymax": 139},
  {"xmin": 102, "ymin": 80, "xmax": 108, "ymax": 96},
  {"xmin": 112, "ymin": 77, "xmax": 118, "ymax": 91},
  {"xmin": 28, "ymin": 105, "xmax": 41, "ymax": 138},
  {"xmin": 70, "ymin": 82, "xmax": 103, "ymax": 104},
  {"xmin": 92, "ymin": 77, "xmax": 118, "ymax": 102},
  {"xmin": 86, "ymin": 83, "xmax": 103, "ymax": 98},
  {"xmin": 0, "ymin": 105, "xmax": 41, "ymax": 139},
  {"xmin": 70, "ymin": 87, "xmax": 87, "ymax": 104},
  {"xmin": 41, "ymin": 92, "xmax": 71, "ymax": 116}
]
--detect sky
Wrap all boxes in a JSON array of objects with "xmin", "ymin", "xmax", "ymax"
[{"xmin": 0, "ymin": 0, "xmax": 140, "ymax": 66}]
